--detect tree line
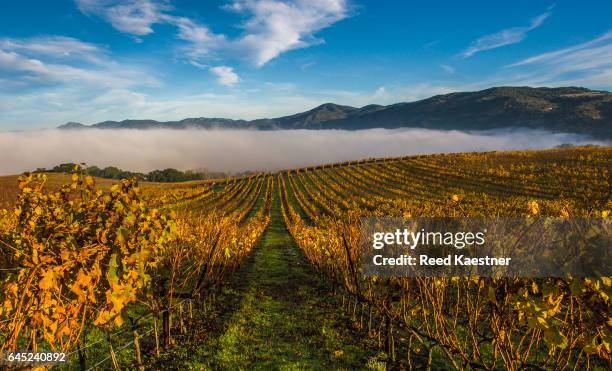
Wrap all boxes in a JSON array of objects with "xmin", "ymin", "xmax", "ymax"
[{"xmin": 36, "ymin": 163, "xmax": 228, "ymax": 182}]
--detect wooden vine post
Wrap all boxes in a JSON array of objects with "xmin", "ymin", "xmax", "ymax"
[
  {"xmin": 162, "ymin": 309, "xmax": 171, "ymax": 349},
  {"xmin": 132, "ymin": 327, "xmax": 144, "ymax": 371},
  {"xmin": 107, "ymin": 332, "xmax": 120, "ymax": 370},
  {"xmin": 153, "ymin": 317, "xmax": 160, "ymax": 356},
  {"xmin": 179, "ymin": 303, "xmax": 186, "ymax": 335}
]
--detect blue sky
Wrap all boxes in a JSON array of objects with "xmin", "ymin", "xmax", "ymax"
[{"xmin": 1, "ymin": 0, "xmax": 611, "ymax": 129}]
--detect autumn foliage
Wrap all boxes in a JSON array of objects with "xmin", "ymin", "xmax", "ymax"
[
  {"xmin": 278, "ymin": 148, "xmax": 611, "ymax": 369},
  {"xmin": 0, "ymin": 170, "xmax": 272, "ymax": 357},
  {"xmin": 0, "ymin": 172, "xmax": 175, "ymax": 350}
]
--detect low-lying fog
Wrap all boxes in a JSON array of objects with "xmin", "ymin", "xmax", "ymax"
[{"xmin": 0, "ymin": 128, "xmax": 608, "ymax": 175}]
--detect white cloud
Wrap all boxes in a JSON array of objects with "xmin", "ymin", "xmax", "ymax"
[
  {"xmin": 167, "ymin": 15, "xmax": 227, "ymax": 62},
  {"xmin": 459, "ymin": 10, "xmax": 550, "ymax": 58},
  {"xmin": 0, "ymin": 49, "xmax": 153, "ymax": 89},
  {"xmin": 505, "ymin": 30, "xmax": 612, "ymax": 87},
  {"xmin": 75, "ymin": 0, "xmax": 218, "ymax": 48},
  {"xmin": 0, "ymin": 36, "xmax": 107, "ymax": 64},
  {"xmin": 228, "ymin": 0, "xmax": 350, "ymax": 66},
  {"xmin": 76, "ymin": 0, "xmax": 165, "ymax": 36},
  {"xmin": 209, "ymin": 65, "xmax": 240, "ymax": 86},
  {"xmin": 0, "ymin": 34, "xmax": 459, "ymax": 129},
  {"xmin": 372, "ymin": 86, "xmax": 387, "ymax": 100},
  {"xmin": 106, "ymin": 1, "xmax": 163, "ymax": 35},
  {"xmin": 74, "ymin": 0, "xmax": 350, "ymax": 67},
  {"xmin": 74, "ymin": 0, "xmax": 219, "ymax": 48},
  {"xmin": 189, "ymin": 60, "xmax": 209, "ymax": 69},
  {"xmin": 509, "ymin": 31, "xmax": 612, "ymax": 69},
  {"xmin": 0, "ymin": 34, "xmax": 161, "ymax": 128}
]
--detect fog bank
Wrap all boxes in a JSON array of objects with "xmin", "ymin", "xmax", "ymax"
[{"xmin": 0, "ymin": 128, "xmax": 607, "ymax": 175}]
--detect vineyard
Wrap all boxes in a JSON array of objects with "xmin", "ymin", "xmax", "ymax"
[{"xmin": 0, "ymin": 146, "xmax": 610, "ymax": 369}]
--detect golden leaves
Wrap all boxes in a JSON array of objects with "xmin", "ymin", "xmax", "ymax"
[
  {"xmin": 274, "ymin": 148, "xmax": 612, "ymax": 366},
  {"xmin": 0, "ymin": 173, "xmax": 175, "ymax": 350},
  {"xmin": 84, "ymin": 175, "xmax": 95, "ymax": 188},
  {"xmin": 38, "ymin": 270, "xmax": 57, "ymax": 290}
]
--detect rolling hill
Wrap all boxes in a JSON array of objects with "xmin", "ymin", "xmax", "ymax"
[{"xmin": 59, "ymin": 86, "xmax": 612, "ymax": 138}]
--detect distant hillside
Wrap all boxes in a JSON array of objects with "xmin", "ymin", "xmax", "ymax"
[{"xmin": 59, "ymin": 86, "xmax": 612, "ymax": 138}]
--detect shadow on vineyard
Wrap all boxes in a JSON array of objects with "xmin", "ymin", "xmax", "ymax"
[{"xmin": 151, "ymin": 184, "xmax": 380, "ymax": 369}]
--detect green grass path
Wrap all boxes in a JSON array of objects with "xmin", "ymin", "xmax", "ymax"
[{"xmin": 155, "ymin": 176, "xmax": 376, "ymax": 370}]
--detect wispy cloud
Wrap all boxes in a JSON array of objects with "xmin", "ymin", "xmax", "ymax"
[
  {"xmin": 509, "ymin": 30, "xmax": 612, "ymax": 69},
  {"xmin": 300, "ymin": 61, "xmax": 316, "ymax": 70},
  {"xmin": 439, "ymin": 63, "xmax": 455, "ymax": 74},
  {"xmin": 209, "ymin": 65, "xmax": 240, "ymax": 86},
  {"xmin": 0, "ymin": 34, "xmax": 160, "ymax": 128},
  {"xmin": 75, "ymin": 0, "xmax": 224, "ymax": 50},
  {"xmin": 459, "ymin": 9, "xmax": 551, "ymax": 58},
  {"xmin": 0, "ymin": 47, "xmax": 155, "ymax": 90},
  {"xmin": 0, "ymin": 36, "xmax": 107, "ymax": 64},
  {"xmin": 167, "ymin": 15, "xmax": 226, "ymax": 61},
  {"xmin": 227, "ymin": 0, "xmax": 350, "ymax": 67},
  {"xmin": 505, "ymin": 30, "xmax": 612, "ymax": 87},
  {"xmin": 74, "ymin": 0, "xmax": 350, "ymax": 67},
  {"xmin": 75, "ymin": 0, "xmax": 165, "ymax": 36}
]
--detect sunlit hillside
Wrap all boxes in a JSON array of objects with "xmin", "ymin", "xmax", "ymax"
[{"xmin": 1, "ymin": 146, "xmax": 610, "ymax": 369}]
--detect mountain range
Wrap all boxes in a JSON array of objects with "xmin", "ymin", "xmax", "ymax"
[{"xmin": 59, "ymin": 86, "xmax": 612, "ymax": 139}]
